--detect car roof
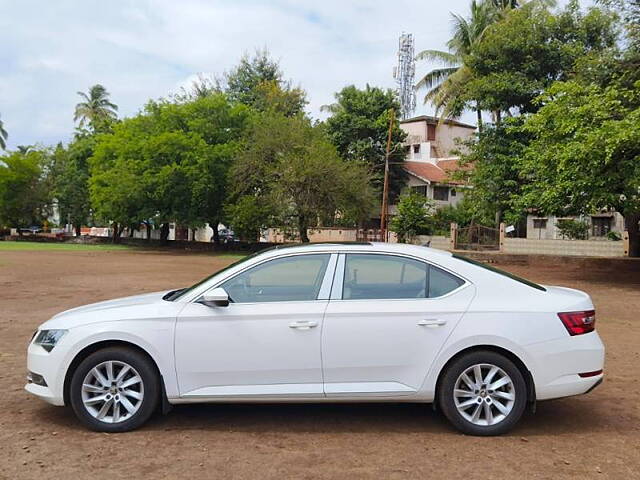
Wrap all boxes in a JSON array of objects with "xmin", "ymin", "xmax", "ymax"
[{"xmin": 255, "ymin": 241, "xmax": 453, "ymax": 260}]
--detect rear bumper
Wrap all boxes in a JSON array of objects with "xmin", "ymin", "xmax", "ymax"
[{"xmin": 528, "ymin": 331, "xmax": 605, "ymax": 401}]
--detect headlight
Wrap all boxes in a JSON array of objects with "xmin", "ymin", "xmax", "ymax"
[{"xmin": 33, "ymin": 329, "xmax": 67, "ymax": 352}]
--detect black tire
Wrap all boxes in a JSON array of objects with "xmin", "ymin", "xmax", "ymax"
[
  {"xmin": 69, "ymin": 347, "xmax": 160, "ymax": 432},
  {"xmin": 437, "ymin": 350, "xmax": 527, "ymax": 436}
]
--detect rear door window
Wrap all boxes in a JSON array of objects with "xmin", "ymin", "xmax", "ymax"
[{"xmin": 342, "ymin": 254, "xmax": 464, "ymax": 300}]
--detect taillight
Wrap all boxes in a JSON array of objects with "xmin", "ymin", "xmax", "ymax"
[{"xmin": 558, "ymin": 310, "xmax": 596, "ymax": 336}]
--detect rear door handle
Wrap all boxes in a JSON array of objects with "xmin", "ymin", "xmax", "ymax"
[
  {"xmin": 289, "ymin": 321, "xmax": 318, "ymax": 330},
  {"xmin": 418, "ymin": 319, "xmax": 447, "ymax": 327}
]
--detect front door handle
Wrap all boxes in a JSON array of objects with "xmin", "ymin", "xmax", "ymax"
[
  {"xmin": 289, "ymin": 321, "xmax": 318, "ymax": 330},
  {"xmin": 418, "ymin": 319, "xmax": 447, "ymax": 328}
]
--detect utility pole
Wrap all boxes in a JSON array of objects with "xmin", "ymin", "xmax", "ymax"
[{"xmin": 379, "ymin": 108, "xmax": 394, "ymax": 242}]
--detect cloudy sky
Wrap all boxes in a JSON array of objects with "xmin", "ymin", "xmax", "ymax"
[{"xmin": 0, "ymin": 0, "xmax": 587, "ymax": 149}]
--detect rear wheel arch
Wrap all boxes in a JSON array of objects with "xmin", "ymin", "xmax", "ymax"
[
  {"xmin": 435, "ymin": 345, "xmax": 536, "ymax": 405},
  {"xmin": 63, "ymin": 340, "xmax": 165, "ymax": 407}
]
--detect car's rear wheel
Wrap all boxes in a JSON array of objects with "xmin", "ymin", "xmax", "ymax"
[
  {"xmin": 438, "ymin": 350, "xmax": 527, "ymax": 436},
  {"xmin": 69, "ymin": 347, "xmax": 159, "ymax": 432}
]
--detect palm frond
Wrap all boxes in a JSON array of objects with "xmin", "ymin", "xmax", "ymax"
[
  {"xmin": 415, "ymin": 67, "xmax": 459, "ymax": 91},
  {"xmin": 415, "ymin": 49, "xmax": 460, "ymax": 66}
]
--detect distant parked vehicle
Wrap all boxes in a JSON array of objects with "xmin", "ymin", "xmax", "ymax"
[
  {"xmin": 215, "ymin": 228, "xmax": 239, "ymax": 244},
  {"xmin": 26, "ymin": 243, "xmax": 604, "ymax": 435},
  {"xmin": 19, "ymin": 226, "xmax": 42, "ymax": 235}
]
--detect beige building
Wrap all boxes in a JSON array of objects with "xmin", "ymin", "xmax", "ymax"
[
  {"xmin": 396, "ymin": 115, "xmax": 476, "ymax": 210},
  {"xmin": 526, "ymin": 212, "xmax": 626, "ymax": 240}
]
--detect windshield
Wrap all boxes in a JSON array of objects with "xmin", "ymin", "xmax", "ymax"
[
  {"xmin": 164, "ymin": 252, "xmax": 259, "ymax": 301},
  {"xmin": 452, "ymin": 254, "xmax": 546, "ymax": 292}
]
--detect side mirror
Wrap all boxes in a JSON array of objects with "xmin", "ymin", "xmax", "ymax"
[{"xmin": 200, "ymin": 287, "xmax": 230, "ymax": 307}]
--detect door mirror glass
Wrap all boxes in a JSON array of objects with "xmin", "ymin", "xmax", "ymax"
[{"xmin": 201, "ymin": 287, "xmax": 230, "ymax": 307}]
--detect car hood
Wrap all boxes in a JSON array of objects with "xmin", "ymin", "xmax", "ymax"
[{"xmin": 40, "ymin": 290, "xmax": 174, "ymax": 329}]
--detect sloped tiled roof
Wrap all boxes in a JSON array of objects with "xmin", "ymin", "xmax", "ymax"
[{"xmin": 403, "ymin": 160, "xmax": 466, "ymax": 185}]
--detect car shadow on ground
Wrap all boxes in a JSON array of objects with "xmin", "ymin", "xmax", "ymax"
[{"xmin": 30, "ymin": 395, "xmax": 636, "ymax": 437}]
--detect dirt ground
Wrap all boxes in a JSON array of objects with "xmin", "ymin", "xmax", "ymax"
[{"xmin": 1, "ymin": 248, "xmax": 639, "ymax": 479}]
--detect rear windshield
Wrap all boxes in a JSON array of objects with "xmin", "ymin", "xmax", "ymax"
[{"xmin": 452, "ymin": 254, "xmax": 546, "ymax": 292}]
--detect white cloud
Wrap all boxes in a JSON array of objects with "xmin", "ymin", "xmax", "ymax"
[{"xmin": 0, "ymin": 0, "xmax": 584, "ymax": 148}]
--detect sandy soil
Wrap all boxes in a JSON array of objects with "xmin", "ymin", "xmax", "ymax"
[{"xmin": 1, "ymin": 249, "xmax": 639, "ymax": 479}]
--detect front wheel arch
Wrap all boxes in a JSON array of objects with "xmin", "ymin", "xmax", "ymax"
[
  {"xmin": 63, "ymin": 340, "xmax": 165, "ymax": 407},
  {"xmin": 434, "ymin": 345, "xmax": 536, "ymax": 408}
]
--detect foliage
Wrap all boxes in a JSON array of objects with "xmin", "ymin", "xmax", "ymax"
[
  {"xmin": 463, "ymin": 2, "xmax": 617, "ymax": 117},
  {"xmin": 219, "ymin": 49, "xmax": 307, "ymax": 116},
  {"xmin": 556, "ymin": 219, "xmax": 590, "ymax": 240},
  {"xmin": 51, "ymin": 134, "xmax": 95, "ymax": 234},
  {"xmin": 0, "ymin": 114, "xmax": 7, "ymax": 150},
  {"xmin": 430, "ymin": 197, "xmax": 483, "ymax": 235},
  {"xmin": 324, "ymin": 85, "xmax": 406, "ymax": 200},
  {"xmin": 89, "ymin": 94, "xmax": 249, "ymax": 240},
  {"xmin": 415, "ymin": 0, "xmax": 500, "ymax": 121},
  {"xmin": 230, "ymin": 113, "xmax": 376, "ymax": 242},
  {"xmin": 74, "ymin": 84, "xmax": 118, "ymax": 132},
  {"xmin": 224, "ymin": 195, "xmax": 273, "ymax": 241},
  {"xmin": 517, "ymin": 81, "xmax": 640, "ymax": 255},
  {"xmin": 456, "ymin": 119, "xmax": 530, "ymax": 225},
  {"xmin": 0, "ymin": 148, "xmax": 52, "ymax": 229},
  {"xmin": 390, "ymin": 192, "xmax": 435, "ymax": 242},
  {"xmin": 606, "ymin": 230, "xmax": 622, "ymax": 241}
]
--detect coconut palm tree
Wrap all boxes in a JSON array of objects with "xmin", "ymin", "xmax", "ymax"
[
  {"xmin": 415, "ymin": 0, "xmax": 499, "ymax": 127},
  {"xmin": 74, "ymin": 84, "xmax": 118, "ymax": 130},
  {"xmin": 416, "ymin": 0, "xmax": 554, "ymax": 126},
  {"xmin": 0, "ymin": 114, "xmax": 7, "ymax": 150}
]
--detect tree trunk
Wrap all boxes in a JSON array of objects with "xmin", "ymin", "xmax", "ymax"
[
  {"xmin": 211, "ymin": 220, "xmax": 220, "ymax": 245},
  {"xmin": 129, "ymin": 226, "xmax": 134, "ymax": 238},
  {"xmin": 298, "ymin": 215, "xmax": 310, "ymax": 243},
  {"xmin": 75, "ymin": 224, "xmax": 81, "ymax": 237},
  {"xmin": 160, "ymin": 223, "xmax": 170, "ymax": 244},
  {"xmin": 625, "ymin": 213, "xmax": 640, "ymax": 257},
  {"xmin": 476, "ymin": 106, "xmax": 483, "ymax": 134},
  {"xmin": 494, "ymin": 110, "xmax": 502, "ymax": 126},
  {"xmin": 112, "ymin": 223, "xmax": 118, "ymax": 244},
  {"xmin": 146, "ymin": 222, "xmax": 152, "ymax": 242}
]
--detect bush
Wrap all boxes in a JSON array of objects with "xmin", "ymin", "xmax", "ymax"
[
  {"xmin": 606, "ymin": 230, "xmax": 622, "ymax": 241},
  {"xmin": 390, "ymin": 192, "xmax": 434, "ymax": 243},
  {"xmin": 556, "ymin": 219, "xmax": 589, "ymax": 240}
]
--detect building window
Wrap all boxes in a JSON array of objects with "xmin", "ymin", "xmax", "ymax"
[
  {"xmin": 433, "ymin": 186, "xmax": 449, "ymax": 201},
  {"xmin": 427, "ymin": 124, "xmax": 436, "ymax": 141},
  {"xmin": 451, "ymin": 188, "xmax": 457, "ymax": 197},
  {"xmin": 533, "ymin": 218, "xmax": 547, "ymax": 229},
  {"xmin": 411, "ymin": 185, "xmax": 428, "ymax": 197},
  {"xmin": 591, "ymin": 217, "xmax": 612, "ymax": 237},
  {"xmin": 413, "ymin": 144, "xmax": 420, "ymax": 154}
]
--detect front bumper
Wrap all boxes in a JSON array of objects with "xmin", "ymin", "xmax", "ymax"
[{"xmin": 25, "ymin": 342, "xmax": 66, "ymax": 406}]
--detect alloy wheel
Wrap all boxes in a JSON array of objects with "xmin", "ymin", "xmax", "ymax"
[
  {"xmin": 80, "ymin": 360, "xmax": 145, "ymax": 424},
  {"xmin": 453, "ymin": 363, "xmax": 515, "ymax": 426}
]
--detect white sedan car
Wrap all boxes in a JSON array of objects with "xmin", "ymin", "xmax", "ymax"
[{"xmin": 26, "ymin": 243, "xmax": 604, "ymax": 435}]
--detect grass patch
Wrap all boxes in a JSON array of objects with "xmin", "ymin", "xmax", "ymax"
[{"xmin": 0, "ymin": 241, "xmax": 133, "ymax": 251}]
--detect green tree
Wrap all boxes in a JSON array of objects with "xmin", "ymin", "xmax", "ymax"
[
  {"xmin": 74, "ymin": 84, "xmax": 118, "ymax": 131},
  {"xmin": 0, "ymin": 148, "xmax": 52, "ymax": 230},
  {"xmin": 415, "ymin": 0, "xmax": 499, "ymax": 125},
  {"xmin": 390, "ymin": 191, "xmax": 435, "ymax": 243},
  {"xmin": 51, "ymin": 134, "xmax": 94, "ymax": 236},
  {"xmin": 517, "ymin": 81, "xmax": 640, "ymax": 256},
  {"xmin": 89, "ymin": 94, "xmax": 249, "ymax": 243},
  {"xmin": 224, "ymin": 195, "xmax": 274, "ymax": 241},
  {"xmin": 0, "ymin": 114, "xmax": 7, "ymax": 150},
  {"xmin": 464, "ymin": 2, "xmax": 617, "ymax": 119},
  {"xmin": 324, "ymin": 85, "xmax": 406, "ymax": 200},
  {"xmin": 220, "ymin": 49, "xmax": 307, "ymax": 116},
  {"xmin": 230, "ymin": 113, "xmax": 376, "ymax": 242},
  {"xmin": 456, "ymin": 119, "xmax": 531, "ymax": 225}
]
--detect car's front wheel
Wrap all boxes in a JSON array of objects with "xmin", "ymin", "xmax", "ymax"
[
  {"xmin": 438, "ymin": 350, "xmax": 527, "ymax": 436},
  {"xmin": 69, "ymin": 346, "xmax": 159, "ymax": 432}
]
